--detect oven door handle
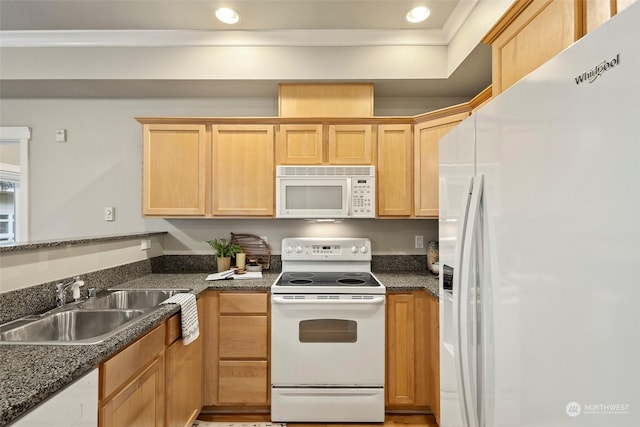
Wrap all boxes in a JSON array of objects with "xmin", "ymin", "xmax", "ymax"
[{"xmin": 272, "ymin": 296, "xmax": 385, "ymax": 305}]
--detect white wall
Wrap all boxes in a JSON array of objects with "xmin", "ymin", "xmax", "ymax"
[
  {"xmin": 0, "ymin": 142, "xmax": 21, "ymax": 165},
  {"xmin": 0, "ymin": 97, "xmax": 441, "ymax": 258},
  {"xmin": 0, "ymin": 235, "xmax": 164, "ymax": 293}
]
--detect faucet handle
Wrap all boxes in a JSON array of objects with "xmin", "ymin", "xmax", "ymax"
[
  {"xmin": 88, "ymin": 288, "xmax": 96, "ymax": 298},
  {"xmin": 72, "ymin": 280, "xmax": 85, "ymax": 301}
]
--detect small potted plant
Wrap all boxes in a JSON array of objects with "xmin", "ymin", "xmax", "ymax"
[{"xmin": 207, "ymin": 238, "xmax": 242, "ymax": 272}]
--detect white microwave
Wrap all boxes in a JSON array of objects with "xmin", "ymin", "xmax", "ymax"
[{"xmin": 276, "ymin": 166, "xmax": 376, "ymax": 219}]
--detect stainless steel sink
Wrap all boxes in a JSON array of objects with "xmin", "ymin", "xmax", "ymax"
[
  {"xmin": 0, "ymin": 288, "xmax": 191, "ymax": 345},
  {"xmin": 78, "ymin": 289, "xmax": 188, "ymax": 310},
  {"xmin": 0, "ymin": 309, "xmax": 145, "ymax": 345}
]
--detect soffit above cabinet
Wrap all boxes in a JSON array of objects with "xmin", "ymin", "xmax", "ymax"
[{"xmin": 0, "ymin": 1, "xmax": 516, "ymax": 99}]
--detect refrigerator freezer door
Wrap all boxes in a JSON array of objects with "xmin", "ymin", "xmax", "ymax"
[
  {"xmin": 439, "ymin": 114, "xmax": 476, "ymax": 427},
  {"xmin": 474, "ymin": 3, "xmax": 640, "ymax": 426}
]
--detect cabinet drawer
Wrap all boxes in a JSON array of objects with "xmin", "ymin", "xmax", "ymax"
[
  {"xmin": 218, "ymin": 361, "xmax": 268, "ymax": 404},
  {"xmin": 100, "ymin": 323, "xmax": 166, "ymax": 400},
  {"xmin": 219, "ymin": 293, "xmax": 268, "ymax": 314},
  {"xmin": 219, "ymin": 316, "xmax": 268, "ymax": 358}
]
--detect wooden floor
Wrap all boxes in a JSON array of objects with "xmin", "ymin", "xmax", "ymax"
[{"xmin": 198, "ymin": 413, "xmax": 439, "ymax": 427}]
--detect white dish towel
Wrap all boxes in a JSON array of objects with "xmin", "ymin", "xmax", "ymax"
[{"xmin": 161, "ymin": 293, "xmax": 200, "ymax": 345}]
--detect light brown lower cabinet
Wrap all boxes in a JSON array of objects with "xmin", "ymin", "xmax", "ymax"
[
  {"xmin": 427, "ymin": 294, "xmax": 440, "ymax": 424},
  {"xmin": 386, "ymin": 291, "xmax": 440, "ymax": 422},
  {"xmin": 99, "ymin": 298, "xmax": 204, "ymax": 427},
  {"xmin": 99, "ymin": 323, "xmax": 166, "ymax": 427},
  {"xmin": 165, "ymin": 298, "xmax": 204, "ymax": 427},
  {"xmin": 203, "ymin": 291, "xmax": 270, "ymax": 409}
]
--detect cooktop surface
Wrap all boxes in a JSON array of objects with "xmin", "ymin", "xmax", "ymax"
[{"xmin": 276, "ymin": 271, "xmax": 381, "ymax": 287}]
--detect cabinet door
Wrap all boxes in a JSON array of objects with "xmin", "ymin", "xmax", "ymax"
[
  {"xmin": 165, "ymin": 299, "xmax": 203, "ymax": 427},
  {"xmin": 427, "ymin": 295, "xmax": 440, "ymax": 424},
  {"xmin": 414, "ymin": 113, "xmax": 469, "ymax": 218},
  {"xmin": 328, "ymin": 124, "xmax": 374, "ymax": 164},
  {"xmin": 377, "ymin": 124, "xmax": 413, "ymax": 216},
  {"xmin": 585, "ymin": 0, "xmax": 637, "ymax": 33},
  {"xmin": 100, "ymin": 353, "xmax": 165, "ymax": 427},
  {"xmin": 484, "ymin": 0, "xmax": 582, "ymax": 95},
  {"xmin": 386, "ymin": 292, "xmax": 429, "ymax": 408},
  {"xmin": 212, "ymin": 125, "xmax": 274, "ymax": 216},
  {"xmin": 277, "ymin": 124, "xmax": 323, "ymax": 164},
  {"xmin": 142, "ymin": 124, "xmax": 207, "ymax": 216}
]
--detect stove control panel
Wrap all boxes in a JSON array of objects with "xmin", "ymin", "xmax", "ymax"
[{"xmin": 282, "ymin": 237, "xmax": 372, "ymax": 261}]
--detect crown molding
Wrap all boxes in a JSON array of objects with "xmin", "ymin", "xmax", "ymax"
[{"xmin": 0, "ymin": 28, "xmax": 452, "ymax": 48}]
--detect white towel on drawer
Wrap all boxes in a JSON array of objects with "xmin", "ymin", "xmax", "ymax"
[{"xmin": 161, "ymin": 293, "xmax": 199, "ymax": 345}]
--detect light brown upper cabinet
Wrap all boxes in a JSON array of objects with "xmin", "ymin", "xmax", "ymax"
[
  {"xmin": 482, "ymin": 0, "xmax": 638, "ymax": 96},
  {"xmin": 142, "ymin": 124, "xmax": 207, "ymax": 216},
  {"xmin": 585, "ymin": 0, "xmax": 636, "ymax": 33},
  {"xmin": 211, "ymin": 125, "xmax": 275, "ymax": 216},
  {"xmin": 377, "ymin": 124, "xmax": 413, "ymax": 217},
  {"xmin": 278, "ymin": 83, "xmax": 374, "ymax": 117},
  {"xmin": 277, "ymin": 123, "xmax": 374, "ymax": 165},
  {"xmin": 328, "ymin": 124, "xmax": 375, "ymax": 164},
  {"xmin": 483, "ymin": 0, "xmax": 584, "ymax": 95},
  {"xmin": 414, "ymin": 112, "xmax": 469, "ymax": 218},
  {"xmin": 277, "ymin": 124, "xmax": 324, "ymax": 164}
]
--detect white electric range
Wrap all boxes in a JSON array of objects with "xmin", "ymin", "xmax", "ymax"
[{"xmin": 270, "ymin": 237, "xmax": 386, "ymax": 422}]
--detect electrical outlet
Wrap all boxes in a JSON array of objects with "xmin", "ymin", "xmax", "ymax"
[
  {"xmin": 415, "ymin": 235, "xmax": 424, "ymax": 249},
  {"xmin": 140, "ymin": 239, "xmax": 151, "ymax": 250},
  {"xmin": 104, "ymin": 207, "xmax": 115, "ymax": 221},
  {"xmin": 260, "ymin": 235, "xmax": 268, "ymax": 244}
]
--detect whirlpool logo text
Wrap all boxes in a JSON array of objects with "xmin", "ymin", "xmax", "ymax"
[{"xmin": 574, "ymin": 54, "xmax": 620, "ymax": 85}]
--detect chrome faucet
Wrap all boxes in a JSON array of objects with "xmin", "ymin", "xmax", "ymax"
[{"xmin": 55, "ymin": 276, "xmax": 85, "ymax": 307}]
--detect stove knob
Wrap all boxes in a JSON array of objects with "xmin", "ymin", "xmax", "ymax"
[
  {"xmin": 360, "ymin": 246, "xmax": 368, "ymax": 254},
  {"xmin": 285, "ymin": 246, "xmax": 293, "ymax": 254},
  {"xmin": 295, "ymin": 246, "xmax": 303, "ymax": 254},
  {"xmin": 351, "ymin": 246, "xmax": 359, "ymax": 254}
]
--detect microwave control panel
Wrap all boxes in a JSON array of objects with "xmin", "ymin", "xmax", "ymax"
[{"xmin": 351, "ymin": 177, "xmax": 375, "ymax": 217}]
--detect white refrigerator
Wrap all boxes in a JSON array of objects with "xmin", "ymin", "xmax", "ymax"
[{"xmin": 438, "ymin": 2, "xmax": 640, "ymax": 427}]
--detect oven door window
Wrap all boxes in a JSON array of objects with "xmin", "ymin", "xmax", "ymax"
[{"xmin": 299, "ymin": 319, "xmax": 357, "ymax": 343}]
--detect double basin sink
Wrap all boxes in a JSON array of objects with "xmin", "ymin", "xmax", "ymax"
[{"xmin": 0, "ymin": 289, "xmax": 189, "ymax": 345}]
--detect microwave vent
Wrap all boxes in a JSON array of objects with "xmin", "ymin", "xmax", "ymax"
[{"xmin": 277, "ymin": 166, "xmax": 375, "ymax": 177}]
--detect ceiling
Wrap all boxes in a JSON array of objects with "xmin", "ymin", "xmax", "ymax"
[
  {"xmin": 0, "ymin": 0, "xmax": 502, "ymax": 99},
  {"xmin": 0, "ymin": 0, "xmax": 459, "ymax": 31}
]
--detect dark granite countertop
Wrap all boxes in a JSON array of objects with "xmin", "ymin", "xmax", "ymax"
[
  {"xmin": 0, "ymin": 270, "xmax": 438, "ymax": 426},
  {"xmin": 0, "ymin": 232, "xmax": 167, "ymax": 253}
]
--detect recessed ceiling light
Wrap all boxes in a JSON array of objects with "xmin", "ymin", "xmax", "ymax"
[
  {"xmin": 215, "ymin": 7, "xmax": 240, "ymax": 24},
  {"xmin": 406, "ymin": 6, "xmax": 431, "ymax": 23}
]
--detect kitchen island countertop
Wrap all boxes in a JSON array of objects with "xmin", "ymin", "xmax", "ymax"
[{"xmin": 0, "ymin": 270, "xmax": 437, "ymax": 426}]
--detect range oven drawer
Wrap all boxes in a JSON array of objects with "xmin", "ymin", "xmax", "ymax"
[{"xmin": 271, "ymin": 387, "xmax": 384, "ymax": 422}]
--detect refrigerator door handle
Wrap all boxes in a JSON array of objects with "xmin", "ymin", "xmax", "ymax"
[
  {"xmin": 453, "ymin": 177, "xmax": 474, "ymax": 427},
  {"xmin": 456, "ymin": 174, "xmax": 485, "ymax": 427}
]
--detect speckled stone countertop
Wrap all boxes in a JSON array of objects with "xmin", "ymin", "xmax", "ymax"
[
  {"xmin": 0, "ymin": 270, "xmax": 437, "ymax": 426},
  {"xmin": 0, "ymin": 231, "xmax": 167, "ymax": 253}
]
